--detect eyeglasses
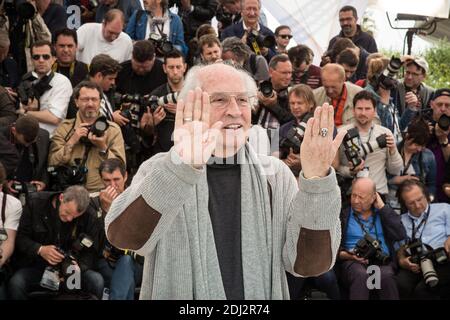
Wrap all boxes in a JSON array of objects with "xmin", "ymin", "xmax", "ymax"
[
  {"xmin": 78, "ymin": 97, "xmax": 100, "ymax": 103},
  {"xmin": 31, "ymin": 54, "xmax": 51, "ymax": 61},
  {"xmin": 278, "ymin": 34, "xmax": 293, "ymax": 40},
  {"xmin": 209, "ymin": 93, "xmax": 255, "ymax": 108},
  {"xmin": 405, "ymin": 71, "xmax": 423, "ymax": 77}
]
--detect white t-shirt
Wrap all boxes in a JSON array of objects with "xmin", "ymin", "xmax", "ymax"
[
  {"xmin": 38, "ymin": 72, "xmax": 73, "ymax": 136},
  {"xmin": 77, "ymin": 23, "xmax": 133, "ymax": 64},
  {"xmin": 0, "ymin": 192, "xmax": 22, "ymax": 231}
]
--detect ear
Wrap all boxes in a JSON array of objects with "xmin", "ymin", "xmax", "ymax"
[
  {"xmin": 162, "ymin": 63, "xmax": 167, "ymax": 74},
  {"xmin": 59, "ymin": 193, "xmax": 64, "ymax": 203}
]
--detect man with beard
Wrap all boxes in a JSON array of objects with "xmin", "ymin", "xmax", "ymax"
[{"xmin": 48, "ymin": 81, "xmax": 125, "ymax": 193}]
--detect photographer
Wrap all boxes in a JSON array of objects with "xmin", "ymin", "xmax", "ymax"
[
  {"xmin": 337, "ymin": 177, "xmax": 406, "ymax": 300},
  {"xmin": 221, "ymin": 36, "xmax": 269, "ymax": 82},
  {"xmin": 337, "ymin": 90, "xmax": 403, "ymax": 197},
  {"xmin": 388, "ymin": 118, "xmax": 437, "ymax": 210},
  {"xmin": 91, "ymin": 159, "xmax": 143, "ymax": 299},
  {"xmin": 288, "ymin": 44, "xmax": 322, "ymax": 89},
  {"xmin": 0, "ymin": 163, "xmax": 23, "ymax": 300},
  {"xmin": 1, "ymin": 115, "xmax": 49, "ymax": 200},
  {"xmin": 216, "ymin": 0, "xmax": 241, "ymax": 37},
  {"xmin": 220, "ymin": 0, "xmax": 275, "ymax": 63},
  {"xmin": 48, "ymin": 81, "xmax": 126, "ymax": 193},
  {"xmin": 198, "ymin": 34, "xmax": 222, "ymax": 64},
  {"xmin": 393, "ymin": 57, "xmax": 434, "ymax": 119},
  {"xmin": 16, "ymin": 40, "xmax": 72, "ymax": 137},
  {"xmin": 274, "ymin": 25, "xmax": 292, "ymax": 55},
  {"xmin": 149, "ymin": 49, "xmax": 187, "ymax": 155},
  {"xmin": 125, "ymin": 0, "xmax": 187, "ymax": 57},
  {"xmin": 253, "ymin": 54, "xmax": 294, "ymax": 129},
  {"xmin": 95, "ymin": 0, "xmax": 141, "ymax": 24},
  {"xmin": 313, "ymin": 63, "xmax": 362, "ymax": 127},
  {"xmin": 278, "ymin": 84, "xmax": 315, "ymax": 176},
  {"xmin": 8, "ymin": 185, "xmax": 103, "ymax": 300},
  {"xmin": 396, "ymin": 180, "xmax": 450, "ymax": 299}
]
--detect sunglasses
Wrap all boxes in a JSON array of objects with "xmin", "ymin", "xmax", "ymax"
[
  {"xmin": 279, "ymin": 34, "xmax": 293, "ymax": 40},
  {"xmin": 32, "ymin": 54, "xmax": 51, "ymax": 60}
]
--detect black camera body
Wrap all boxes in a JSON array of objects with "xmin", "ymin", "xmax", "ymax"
[
  {"xmin": 259, "ymin": 80, "xmax": 273, "ymax": 98},
  {"xmin": 83, "ymin": 116, "xmax": 110, "ymax": 138},
  {"xmin": 375, "ymin": 56, "xmax": 402, "ymax": 90},
  {"xmin": 148, "ymin": 33, "xmax": 174, "ymax": 56},
  {"xmin": 216, "ymin": 6, "xmax": 234, "ymax": 29},
  {"xmin": 342, "ymin": 127, "xmax": 388, "ymax": 168},
  {"xmin": 114, "ymin": 92, "xmax": 178, "ymax": 113},
  {"xmin": 407, "ymin": 240, "xmax": 448, "ymax": 288},
  {"xmin": 16, "ymin": 80, "xmax": 35, "ymax": 106},
  {"xmin": 247, "ymin": 30, "xmax": 275, "ymax": 53},
  {"xmin": 47, "ymin": 163, "xmax": 88, "ymax": 192},
  {"xmin": 354, "ymin": 233, "xmax": 390, "ymax": 265},
  {"xmin": 279, "ymin": 113, "xmax": 312, "ymax": 154},
  {"xmin": 10, "ymin": 181, "xmax": 38, "ymax": 194},
  {"xmin": 437, "ymin": 114, "xmax": 450, "ymax": 131},
  {"xmin": 40, "ymin": 234, "xmax": 94, "ymax": 291}
]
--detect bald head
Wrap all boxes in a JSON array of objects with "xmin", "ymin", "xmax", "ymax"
[
  {"xmin": 351, "ymin": 178, "xmax": 377, "ymax": 214},
  {"xmin": 321, "ymin": 63, "xmax": 346, "ymax": 100}
]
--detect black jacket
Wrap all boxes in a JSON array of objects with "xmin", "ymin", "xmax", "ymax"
[
  {"xmin": 175, "ymin": 0, "xmax": 218, "ymax": 41},
  {"xmin": 0, "ymin": 125, "xmax": 50, "ymax": 184},
  {"xmin": 0, "ymin": 85, "xmax": 17, "ymax": 127},
  {"xmin": 327, "ymin": 25, "xmax": 378, "ymax": 54},
  {"xmin": 339, "ymin": 205, "xmax": 407, "ymax": 263},
  {"xmin": 13, "ymin": 192, "xmax": 100, "ymax": 272}
]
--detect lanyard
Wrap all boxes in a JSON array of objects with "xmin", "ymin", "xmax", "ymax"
[
  {"xmin": 352, "ymin": 209, "xmax": 379, "ymax": 241},
  {"xmin": 409, "ymin": 205, "xmax": 431, "ymax": 241},
  {"xmin": 401, "ymin": 148, "xmax": 416, "ymax": 175},
  {"xmin": 357, "ymin": 126, "xmax": 374, "ymax": 160}
]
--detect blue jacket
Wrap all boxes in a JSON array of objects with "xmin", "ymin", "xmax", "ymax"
[
  {"xmin": 220, "ymin": 22, "xmax": 276, "ymax": 63},
  {"xmin": 125, "ymin": 10, "xmax": 187, "ymax": 56}
]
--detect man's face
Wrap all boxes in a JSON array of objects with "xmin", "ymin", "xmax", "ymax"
[
  {"xmin": 222, "ymin": 50, "xmax": 239, "ymax": 64},
  {"xmin": 322, "ymin": 71, "xmax": 344, "ymax": 100},
  {"xmin": 201, "ymin": 43, "xmax": 222, "ymax": 63},
  {"xmin": 101, "ymin": 169, "xmax": 127, "ymax": 194},
  {"xmin": 143, "ymin": 0, "xmax": 157, "ymax": 11},
  {"xmin": 241, "ymin": 0, "xmax": 260, "ymax": 27},
  {"xmin": 55, "ymin": 35, "xmax": 77, "ymax": 66},
  {"xmin": 101, "ymin": 0, "xmax": 116, "ymax": 6},
  {"xmin": 276, "ymin": 28, "xmax": 292, "ymax": 49},
  {"xmin": 131, "ymin": 57, "xmax": 155, "ymax": 76},
  {"xmin": 102, "ymin": 18, "xmax": 123, "ymax": 42},
  {"xmin": 351, "ymin": 181, "xmax": 376, "ymax": 214},
  {"xmin": 58, "ymin": 197, "xmax": 83, "ymax": 223},
  {"xmin": 341, "ymin": 63, "xmax": 357, "ymax": 81},
  {"xmin": 431, "ymin": 95, "xmax": 450, "ymax": 122},
  {"xmin": 293, "ymin": 60, "xmax": 310, "ymax": 78},
  {"xmin": 12, "ymin": 129, "xmax": 36, "ymax": 147},
  {"xmin": 31, "ymin": 45, "xmax": 55, "ymax": 76},
  {"xmin": 94, "ymin": 72, "xmax": 117, "ymax": 92},
  {"xmin": 75, "ymin": 87, "xmax": 101, "ymax": 120},
  {"xmin": 402, "ymin": 185, "xmax": 429, "ymax": 217},
  {"xmin": 404, "ymin": 64, "xmax": 425, "ymax": 90},
  {"xmin": 202, "ymin": 66, "xmax": 252, "ymax": 154},
  {"xmin": 269, "ymin": 60, "xmax": 292, "ymax": 90},
  {"xmin": 289, "ymin": 93, "xmax": 311, "ymax": 120},
  {"xmin": 353, "ymin": 98, "xmax": 376, "ymax": 127},
  {"xmin": 339, "ymin": 10, "xmax": 357, "ymax": 37},
  {"xmin": 163, "ymin": 57, "xmax": 186, "ymax": 85}
]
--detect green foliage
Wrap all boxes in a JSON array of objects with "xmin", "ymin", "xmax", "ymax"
[
  {"xmin": 424, "ymin": 39, "xmax": 450, "ymax": 89},
  {"xmin": 380, "ymin": 40, "xmax": 450, "ymax": 89}
]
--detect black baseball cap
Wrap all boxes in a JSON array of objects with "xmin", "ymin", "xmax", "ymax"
[{"xmin": 432, "ymin": 88, "xmax": 450, "ymax": 100}]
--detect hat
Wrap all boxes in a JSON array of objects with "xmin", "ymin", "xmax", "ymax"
[
  {"xmin": 432, "ymin": 88, "xmax": 450, "ymax": 100},
  {"xmin": 411, "ymin": 56, "xmax": 429, "ymax": 74}
]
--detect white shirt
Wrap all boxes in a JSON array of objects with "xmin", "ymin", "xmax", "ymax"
[
  {"xmin": 0, "ymin": 192, "xmax": 22, "ymax": 231},
  {"xmin": 77, "ymin": 23, "xmax": 133, "ymax": 64},
  {"xmin": 37, "ymin": 72, "xmax": 73, "ymax": 136}
]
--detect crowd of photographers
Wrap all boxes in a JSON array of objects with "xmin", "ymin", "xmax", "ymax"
[{"xmin": 0, "ymin": 0, "xmax": 449, "ymax": 300}]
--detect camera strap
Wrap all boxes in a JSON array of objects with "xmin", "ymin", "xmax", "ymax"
[
  {"xmin": 357, "ymin": 126, "xmax": 374, "ymax": 160},
  {"xmin": 401, "ymin": 149, "xmax": 416, "ymax": 175},
  {"xmin": 353, "ymin": 209, "xmax": 380, "ymax": 241},
  {"xmin": 1, "ymin": 192, "xmax": 7, "ymax": 227},
  {"xmin": 410, "ymin": 205, "xmax": 431, "ymax": 241}
]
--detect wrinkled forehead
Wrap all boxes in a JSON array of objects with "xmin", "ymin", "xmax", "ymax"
[{"xmin": 198, "ymin": 64, "xmax": 248, "ymax": 94}]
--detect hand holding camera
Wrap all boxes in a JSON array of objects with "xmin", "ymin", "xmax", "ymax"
[
  {"xmin": 112, "ymin": 110, "xmax": 130, "ymax": 127},
  {"xmin": 39, "ymin": 245, "xmax": 65, "ymax": 266},
  {"xmin": 405, "ymin": 91, "xmax": 419, "ymax": 109},
  {"xmin": 67, "ymin": 123, "xmax": 90, "ymax": 146},
  {"xmin": 400, "ymin": 256, "xmax": 421, "ymax": 273},
  {"xmin": 88, "ymin": 131, "xmax": 107, "ymax": 151}
]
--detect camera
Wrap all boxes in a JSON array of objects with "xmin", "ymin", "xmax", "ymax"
[
  {"xmin": 419, "ymin": 108, "xmax": 450, "ymax": 132},
  {"xmin": 406, "ymin": 240, "xmax": 448, "ymax": 288},
  {"xmin": 279, "ymin": 113, "xmax": 313, "ymax": 154},
  {"xmin": 10, "ymin": 181, "xmax": 38, "ymax": 194},
  {"xmin": 4, "ymin": 0, "xmax": 36, "ymax": 20},
  {"xmin": 437, "ymin": 114, "xmax": 450, "ymax": 131},
  {"xmin": 375, "ymin": 56, "xmax": 402, "ymax": 90},
  {"xmin": 247, "ymin": 30, "xmax": 276, "ymax": 54},
  {"xmin": 17, "ymin": 73, "xmax": 54, "ymax": 107},
  {"xmin": 84, "ymin": 116, "xmax": 109, "ymax": 138},
  {"xmin": 114, "ymin": 92, "xmax": 178, "ymax": 113},
  {"xmin": 216, "ymin": 6, "xmax": 236, "ymax": 29},
  {"xmin": 40, "ymin": 234, "xmax": 94, "ymax": 291},
  {"xmin": 47, "ymin": 163, "xmax": 88, "ymax": 191},
  {"xmin": 342, "ymin": 127, "xmax": 388, "ymax": 168},
  {"xmin": 148, "ymin": 33, "xmax": 174, "ymax": 56},
  {"xmin": 16, "ymin": 80, "xmax": 35, "ymax": 106},
  {"xmin": 354, "ymin": 234, "xmax": 390, "ymax": 265},
  {"xmin": 259, "ymin": 80, "xmax": 273, "ymax": 98}
]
